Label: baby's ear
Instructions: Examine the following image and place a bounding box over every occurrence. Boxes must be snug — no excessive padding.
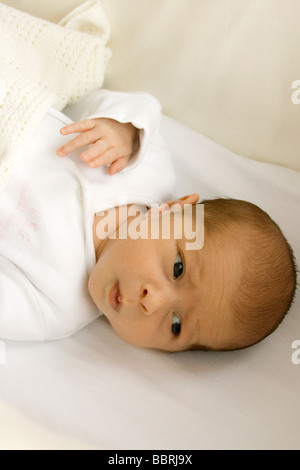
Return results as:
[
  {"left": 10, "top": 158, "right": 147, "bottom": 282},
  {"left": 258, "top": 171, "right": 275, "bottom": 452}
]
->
[
  {"left": 163, "top": 193, "right": 199, "bottom": 209},
  {"left": 146, "top": 194, "right": 200, "bottom": 217}
]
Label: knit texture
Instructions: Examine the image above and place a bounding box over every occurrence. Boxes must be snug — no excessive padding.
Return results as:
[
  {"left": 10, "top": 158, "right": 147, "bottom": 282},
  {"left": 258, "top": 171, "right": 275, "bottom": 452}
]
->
[{"left": 0, "top": 0, "right": 111, "bottom": 190}]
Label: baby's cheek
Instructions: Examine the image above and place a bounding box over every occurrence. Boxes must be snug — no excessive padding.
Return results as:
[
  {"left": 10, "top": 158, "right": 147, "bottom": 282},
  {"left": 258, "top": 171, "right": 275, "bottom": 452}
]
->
[{"left": 88, "top": 267, "right": 104, "bottom": 308}]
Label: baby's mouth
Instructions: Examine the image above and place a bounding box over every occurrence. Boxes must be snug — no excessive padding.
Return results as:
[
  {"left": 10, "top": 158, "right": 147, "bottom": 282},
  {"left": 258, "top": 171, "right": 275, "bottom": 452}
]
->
[{"left": 109, "top": 281, "right": 122, "bottom": 312}]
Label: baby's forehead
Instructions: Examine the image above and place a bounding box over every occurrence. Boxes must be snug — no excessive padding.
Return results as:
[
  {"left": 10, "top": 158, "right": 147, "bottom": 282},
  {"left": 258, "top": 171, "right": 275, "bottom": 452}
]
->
[
  {"left": 156, "top": 206, "right": 205, "bottom": 251},
  {"left": 123, "top": 203, "right": 208, "bottom": 251}
]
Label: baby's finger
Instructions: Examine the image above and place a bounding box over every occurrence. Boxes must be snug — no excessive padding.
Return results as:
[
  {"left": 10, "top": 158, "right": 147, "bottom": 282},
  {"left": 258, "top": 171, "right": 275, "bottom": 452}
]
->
[
  {"left": 87, "top": 147, "right": 118, "bottom": 168},
  {"left": 80, "top": 139, "right": 107, "bottom": 162},
  {"left": 57, "top": 128, "right": 100, "bottom": 156},
  {"left": 108, "top": 156, "right": 131, "bottom": 175},
  {"left": 60, "top": 119, "right": 96, "bottom": 136}
]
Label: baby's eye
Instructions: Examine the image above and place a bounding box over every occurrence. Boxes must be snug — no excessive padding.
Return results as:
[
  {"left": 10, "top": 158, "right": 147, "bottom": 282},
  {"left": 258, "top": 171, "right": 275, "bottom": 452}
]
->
[
  {"left": 173, "top": 252, "right": 184, "bottom": 279},
  {"left": 171, "top": 313, "right": 181, "bottom": 336}
]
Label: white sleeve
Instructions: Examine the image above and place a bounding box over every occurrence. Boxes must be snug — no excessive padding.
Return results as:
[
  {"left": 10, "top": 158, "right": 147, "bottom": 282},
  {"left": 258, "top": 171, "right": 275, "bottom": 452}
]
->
[
  {"left": 64, "top": 89, "right": 163, "bottom": 171},
  {"left": 0, "top": 255, "right": 46, "bottom": 341}
]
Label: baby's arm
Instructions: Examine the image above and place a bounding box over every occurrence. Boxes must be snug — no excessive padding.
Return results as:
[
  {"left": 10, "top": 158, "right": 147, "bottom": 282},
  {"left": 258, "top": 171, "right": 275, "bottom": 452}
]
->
[
  {"left": 57, "top": 118, "right": 137, "bottom": 175},
  {"left": 57, "top": 89, "right": 162, "bottom": 175}
]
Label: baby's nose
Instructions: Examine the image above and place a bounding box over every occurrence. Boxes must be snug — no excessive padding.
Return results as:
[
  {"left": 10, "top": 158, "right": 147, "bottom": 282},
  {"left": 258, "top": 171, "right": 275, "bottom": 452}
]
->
[
  {"left": 140, "top": 288, "right": 151, "bottom": 315},
  {"left": 140, "top": 284, "right": 172, "bottom": 316}
]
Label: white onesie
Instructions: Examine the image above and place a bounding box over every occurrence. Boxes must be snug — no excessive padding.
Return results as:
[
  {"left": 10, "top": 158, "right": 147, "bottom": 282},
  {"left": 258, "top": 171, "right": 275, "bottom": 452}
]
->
[{"left": 0, "top": 90, "right": 176, "bottom": 341}]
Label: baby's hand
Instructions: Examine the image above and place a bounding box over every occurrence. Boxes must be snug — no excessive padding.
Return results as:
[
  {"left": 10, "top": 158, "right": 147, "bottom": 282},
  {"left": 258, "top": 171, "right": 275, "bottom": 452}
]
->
[{"left": 57, "top": 118, "right": 137, "bottom": 175}]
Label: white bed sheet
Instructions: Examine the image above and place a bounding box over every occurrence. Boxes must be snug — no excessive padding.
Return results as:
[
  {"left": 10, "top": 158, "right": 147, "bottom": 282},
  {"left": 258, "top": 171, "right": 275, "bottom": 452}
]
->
[{"left": 0, "top": 115, "right": 299, "bottom": 450}]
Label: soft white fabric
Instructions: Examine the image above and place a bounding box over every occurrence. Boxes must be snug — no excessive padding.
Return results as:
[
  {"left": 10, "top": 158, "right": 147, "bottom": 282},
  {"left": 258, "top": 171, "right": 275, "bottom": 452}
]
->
[
  {"left": 0, "top": 397, "right": 97, "bottom": 450},
  {"left": 0, "top": 114, "right": 299, "bottom": 450},
  {"left": 0, "top": 0, "right": 87, "bottom": 22},
  {"left": 0, "top": 90, "right": 176, "bottom": 341},
  {"left": 0, "top": 0, "right": 111, "bottom": 190},
  {"left": 99, "top": 0, "right": 300, "bottom": 172}
]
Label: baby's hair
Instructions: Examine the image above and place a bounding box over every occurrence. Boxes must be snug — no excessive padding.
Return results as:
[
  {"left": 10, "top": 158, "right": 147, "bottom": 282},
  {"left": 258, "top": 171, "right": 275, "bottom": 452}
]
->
[{"left": 190, "top": 198, "right": 298, "bottom": 352}]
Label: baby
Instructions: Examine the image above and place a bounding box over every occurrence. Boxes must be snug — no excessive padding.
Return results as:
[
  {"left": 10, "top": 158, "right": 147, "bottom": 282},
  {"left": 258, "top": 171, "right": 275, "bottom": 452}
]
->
[
  {"left": 86, "top": 196, "right": 297, "bottom": 352},
  {"left": 58, "top": 97, "right": 297, "bottom": 353},
  {"left": 0, "top": 89, "right": 297, "bottom": 352}
]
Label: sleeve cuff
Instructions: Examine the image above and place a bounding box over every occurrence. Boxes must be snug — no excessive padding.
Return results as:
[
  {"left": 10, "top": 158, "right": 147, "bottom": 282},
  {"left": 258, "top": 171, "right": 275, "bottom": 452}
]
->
[{"left": 80, "top": 89, "right": 162, "bottom": 170}]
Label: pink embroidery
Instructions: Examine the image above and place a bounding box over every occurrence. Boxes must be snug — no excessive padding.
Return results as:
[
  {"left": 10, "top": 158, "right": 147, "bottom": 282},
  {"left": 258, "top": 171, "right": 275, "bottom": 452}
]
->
[
  {"left": 18, "top": 229, "right": 31, "bottom": 242},
  {"left": 0, "top": 180, "right": 43, "bottom": 243}
]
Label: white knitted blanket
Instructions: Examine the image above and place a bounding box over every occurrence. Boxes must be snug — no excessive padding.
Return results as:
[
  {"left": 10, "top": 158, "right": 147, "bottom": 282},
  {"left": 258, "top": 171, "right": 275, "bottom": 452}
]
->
[{"left": 0, "top": 0, "right": 111, "bottom": 190}]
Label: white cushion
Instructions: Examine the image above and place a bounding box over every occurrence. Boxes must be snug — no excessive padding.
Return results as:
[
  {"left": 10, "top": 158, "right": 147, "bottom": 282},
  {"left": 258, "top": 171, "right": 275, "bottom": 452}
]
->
[{"left": 101, "top": 0, "right": 300, "bottom": 171}]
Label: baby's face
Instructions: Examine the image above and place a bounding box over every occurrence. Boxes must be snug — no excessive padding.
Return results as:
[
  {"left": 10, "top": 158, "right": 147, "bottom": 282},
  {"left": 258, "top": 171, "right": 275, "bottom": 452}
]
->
[{"left": 89, "top": 202, "right": 239, "bottom": 352}]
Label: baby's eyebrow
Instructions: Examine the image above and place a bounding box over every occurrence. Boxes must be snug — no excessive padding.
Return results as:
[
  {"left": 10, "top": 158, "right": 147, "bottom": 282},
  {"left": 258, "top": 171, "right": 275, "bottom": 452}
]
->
[
  {"left": 184, "top": 308, "right": 198, "bottom": 346},
  {"left": 184, "top": 245, "right": 202, "bottom": 289},
  {"left": 181, "top": 247, "right": 203, "bottom": 346}
]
